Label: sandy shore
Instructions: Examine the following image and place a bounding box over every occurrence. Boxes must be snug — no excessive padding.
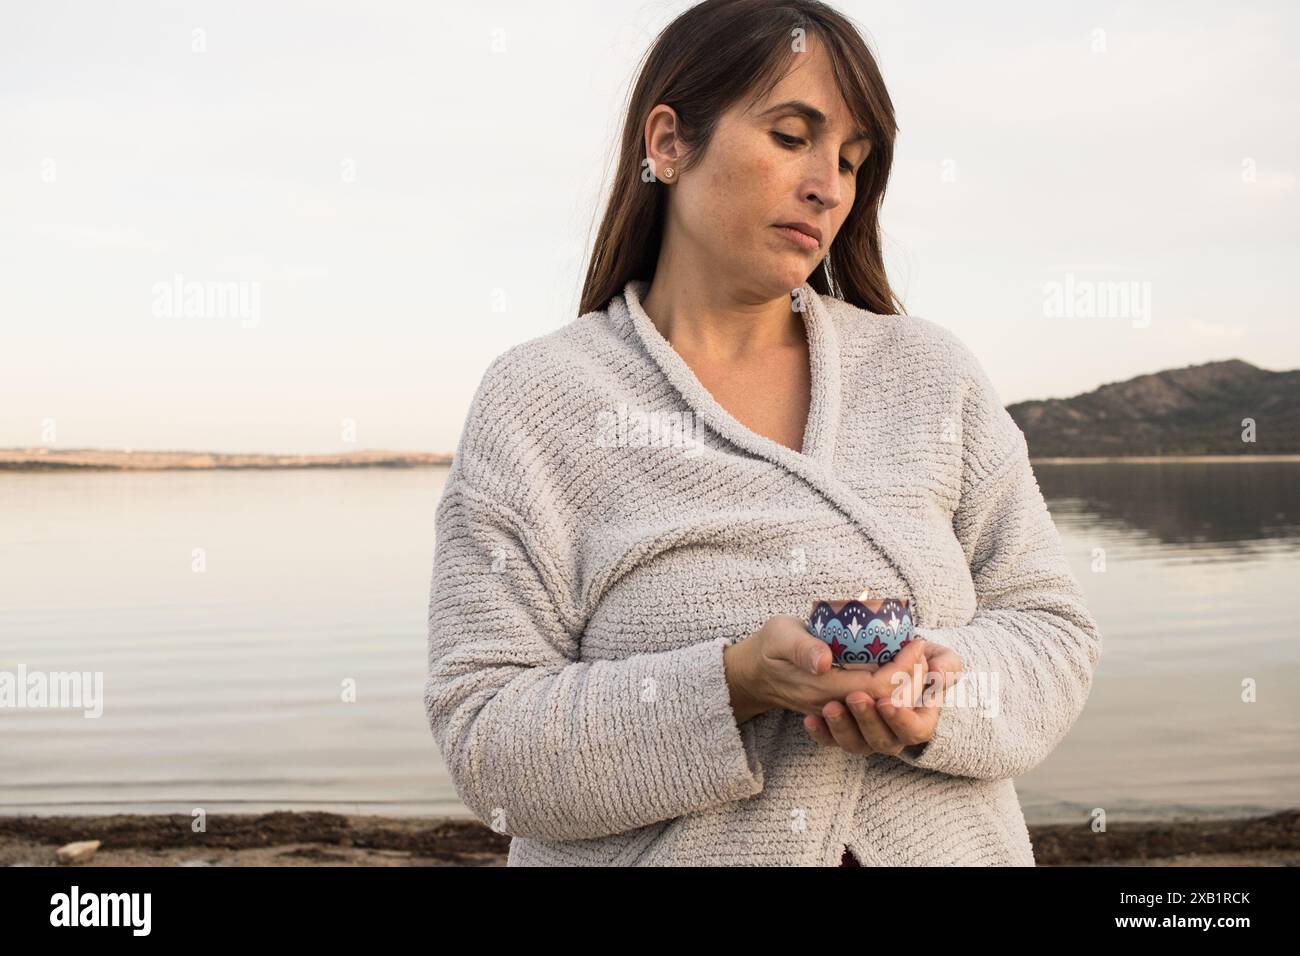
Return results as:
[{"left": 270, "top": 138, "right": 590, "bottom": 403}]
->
[
  {"left": 0, "top": 448, "right": 452, "bottom": 471},
  {"left": 2, "top": 809, "right": 1295, "bottom": 867},
  {"left": 0, "top": 812, "right": 508, "bottom": 867}
]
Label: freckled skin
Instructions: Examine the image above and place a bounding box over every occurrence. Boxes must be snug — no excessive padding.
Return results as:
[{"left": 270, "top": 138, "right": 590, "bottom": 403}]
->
[{"left": 652, "top": 36, "right": 865, "bottom": 302}]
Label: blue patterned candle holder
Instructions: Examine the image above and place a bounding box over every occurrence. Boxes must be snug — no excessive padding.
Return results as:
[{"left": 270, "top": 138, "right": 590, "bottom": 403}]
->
[{"left": 806, "top": 598, "right": 916, "bottom": 669}]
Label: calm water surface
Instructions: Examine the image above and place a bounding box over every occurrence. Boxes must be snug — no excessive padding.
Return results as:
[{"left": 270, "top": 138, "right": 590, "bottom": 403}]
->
[{"left": 1, "top": 463, "right": 1296, "bottom": 823}]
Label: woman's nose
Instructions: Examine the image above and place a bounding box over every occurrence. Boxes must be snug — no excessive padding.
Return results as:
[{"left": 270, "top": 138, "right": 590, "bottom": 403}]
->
[{"left": 803, "top": 160, "right": 844, "bottom": 208}]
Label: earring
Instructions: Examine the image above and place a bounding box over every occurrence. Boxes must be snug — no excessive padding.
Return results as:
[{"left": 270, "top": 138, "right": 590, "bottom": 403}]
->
[{"left": 662, "top": 167, "right": 675, "bottom": 180}]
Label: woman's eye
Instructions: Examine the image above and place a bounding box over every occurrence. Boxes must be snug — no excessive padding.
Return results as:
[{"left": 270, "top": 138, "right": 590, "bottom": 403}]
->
[{"left": 772, "top": 132, "right": 857, "bottom": 175}]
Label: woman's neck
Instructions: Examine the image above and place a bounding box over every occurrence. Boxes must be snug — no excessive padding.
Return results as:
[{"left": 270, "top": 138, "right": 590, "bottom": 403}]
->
[{"left": 640, "top": 276, "right": 806, "bottom": 364}]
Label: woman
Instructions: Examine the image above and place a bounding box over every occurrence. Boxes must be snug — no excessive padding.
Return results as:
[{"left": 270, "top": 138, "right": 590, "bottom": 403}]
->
[{"left": 424, "top": 0, "right": 1102, "bottom": 866}]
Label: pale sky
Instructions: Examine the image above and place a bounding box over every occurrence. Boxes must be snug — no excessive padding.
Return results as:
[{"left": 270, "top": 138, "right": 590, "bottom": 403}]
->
[{"left": 2, "top": 0, "right": 1296, "bottom": 454}]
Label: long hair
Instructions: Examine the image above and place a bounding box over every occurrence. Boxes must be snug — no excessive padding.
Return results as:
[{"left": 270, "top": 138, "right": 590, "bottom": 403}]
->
[{"left": 579, "top": 0, "right": 904, "bottom": 317}]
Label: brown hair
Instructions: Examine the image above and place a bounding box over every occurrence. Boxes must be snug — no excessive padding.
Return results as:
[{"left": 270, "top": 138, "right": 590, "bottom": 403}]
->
[{"left": 579, "top": 0, "right": 904, "bottom": 317}]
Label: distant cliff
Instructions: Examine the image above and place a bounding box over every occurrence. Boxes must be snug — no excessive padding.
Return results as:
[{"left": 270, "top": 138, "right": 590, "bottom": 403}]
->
[{"left": 1007, "top": 359, "right": 1300, "bottom": 457}]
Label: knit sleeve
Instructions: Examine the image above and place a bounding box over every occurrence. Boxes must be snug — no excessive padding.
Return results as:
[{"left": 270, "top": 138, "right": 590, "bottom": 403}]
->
[
  {"left": 423, "top": 471, "right": 766, "bottom": 843},
  {"left": 894, "top": 335, "right": 1103, "bottom": 780}
]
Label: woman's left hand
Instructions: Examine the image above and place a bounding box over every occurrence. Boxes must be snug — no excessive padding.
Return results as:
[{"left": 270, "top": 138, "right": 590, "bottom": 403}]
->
[{"left": 802, "top": 638, "right": 964, "bottom": 754}]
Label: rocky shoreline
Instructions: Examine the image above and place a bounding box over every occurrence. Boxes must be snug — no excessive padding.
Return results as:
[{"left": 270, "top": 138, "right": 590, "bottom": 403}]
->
[{"left": 2, "top": 809, "right": 1296, "bottom": 867}]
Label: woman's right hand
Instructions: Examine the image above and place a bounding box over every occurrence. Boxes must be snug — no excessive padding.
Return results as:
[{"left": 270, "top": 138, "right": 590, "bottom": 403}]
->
[{"left": 723, "top": 614, "right": 930, "bottom": 756}]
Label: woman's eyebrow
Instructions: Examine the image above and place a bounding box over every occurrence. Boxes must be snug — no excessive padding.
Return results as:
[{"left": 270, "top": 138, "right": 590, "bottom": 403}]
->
[{"left": 757, "top": 99, "right": 870, "bottom": 144}]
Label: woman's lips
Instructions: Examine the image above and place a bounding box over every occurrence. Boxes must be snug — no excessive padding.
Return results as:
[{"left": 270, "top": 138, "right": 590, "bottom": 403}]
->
[{"left": 773, "top": 224, "right": 819, "bottom": 252}]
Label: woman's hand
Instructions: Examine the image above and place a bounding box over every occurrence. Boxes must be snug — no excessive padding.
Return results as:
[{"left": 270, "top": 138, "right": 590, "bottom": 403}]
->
[
  {"left": 725, "top": 616, "right": 946, "bottom": 754},
  {"left": 802, "top": 638, "right": 964, "bottom": 756}
]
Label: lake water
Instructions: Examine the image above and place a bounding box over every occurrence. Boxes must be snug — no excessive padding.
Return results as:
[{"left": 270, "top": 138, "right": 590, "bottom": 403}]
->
[{"left": 1, "top": 463, "right": 1297, "bottom": 824}]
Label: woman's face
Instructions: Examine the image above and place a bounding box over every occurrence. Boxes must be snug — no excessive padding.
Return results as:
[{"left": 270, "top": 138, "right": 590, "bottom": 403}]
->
[{"left": 651, "top": 39, "right": 871, "bottom": 298}]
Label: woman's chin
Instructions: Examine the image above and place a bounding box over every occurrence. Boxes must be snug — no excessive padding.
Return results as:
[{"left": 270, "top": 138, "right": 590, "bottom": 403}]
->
[{"left": 761, "top": 259, "right": 814, "bottom": 294}]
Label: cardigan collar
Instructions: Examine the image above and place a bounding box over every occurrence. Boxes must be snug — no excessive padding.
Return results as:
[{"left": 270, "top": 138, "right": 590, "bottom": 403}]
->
[
  {"left": 619, "top": 277, "right": 842, "bottom": 469},
  {"left": 613, "top": 276, "right": 942, "bottom": 629}
]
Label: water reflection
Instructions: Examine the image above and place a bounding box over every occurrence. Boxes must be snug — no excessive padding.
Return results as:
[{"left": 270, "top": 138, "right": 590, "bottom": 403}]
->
[
  {"left": 1018, "top": 461, "right": 1300, "bottom": 822},
  {"left": 1034, "top": 461, "right": 1300, "bottom": 552}
]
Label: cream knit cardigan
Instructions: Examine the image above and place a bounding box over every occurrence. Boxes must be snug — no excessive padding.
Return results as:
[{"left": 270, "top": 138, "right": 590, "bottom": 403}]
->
[{"left": 424, "top": 277, "right": 1102, "bottom": 866}]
